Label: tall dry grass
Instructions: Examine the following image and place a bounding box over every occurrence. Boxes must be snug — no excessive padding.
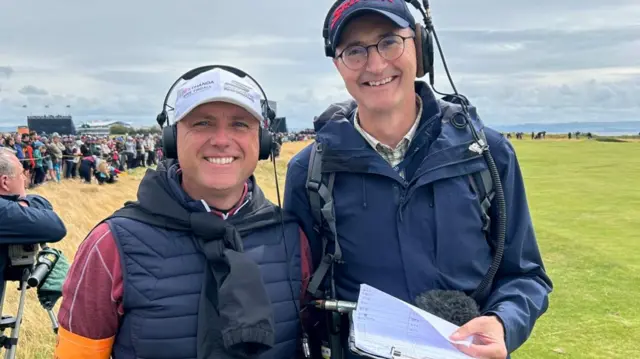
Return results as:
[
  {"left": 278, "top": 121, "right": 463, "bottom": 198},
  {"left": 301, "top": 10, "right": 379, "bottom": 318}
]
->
[{"left": 2, "top": 141, "right": 312, "bottom": 359}]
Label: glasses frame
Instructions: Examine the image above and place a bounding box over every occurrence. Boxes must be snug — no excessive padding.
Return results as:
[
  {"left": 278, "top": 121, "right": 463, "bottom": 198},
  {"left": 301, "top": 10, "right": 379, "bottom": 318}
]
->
[{"left": 335, "top": 34, "right": 416, "bottom": 70}]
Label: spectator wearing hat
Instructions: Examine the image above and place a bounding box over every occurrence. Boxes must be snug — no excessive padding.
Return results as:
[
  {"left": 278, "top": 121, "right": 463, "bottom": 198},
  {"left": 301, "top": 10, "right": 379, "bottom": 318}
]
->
[
  {"left": 32, "top": 141, "right": 46, "bottom": 186},
  {"left": 48, "top": 133, "right": 64, "bottom": 182}
]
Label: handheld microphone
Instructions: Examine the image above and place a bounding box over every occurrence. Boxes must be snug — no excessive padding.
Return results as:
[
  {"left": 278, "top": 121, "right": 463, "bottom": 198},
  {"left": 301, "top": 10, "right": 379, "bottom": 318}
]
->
[{"left": 415, "top": 290, "right": 480, "bottom": 327}]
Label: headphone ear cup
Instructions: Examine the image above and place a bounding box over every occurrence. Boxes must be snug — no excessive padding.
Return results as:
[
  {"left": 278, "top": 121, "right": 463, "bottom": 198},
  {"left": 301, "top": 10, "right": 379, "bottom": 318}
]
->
[
  {"left": 415, "top": 24, "right": 426, "bottom": 78},
  {"left": 267, "top": 108, "right": 276, "bottom": 123},
  {"left": 156, "top": 112, "right": 167, "bottom": 128},
  {"left": 424, "top": 27, "right": 434, "bottom": 78},
  {"left": 258, "top": 127, "right": 274, "bottom": 161},
  {"left": 162, "top": 124, "right": 178, "bottom": 159}
]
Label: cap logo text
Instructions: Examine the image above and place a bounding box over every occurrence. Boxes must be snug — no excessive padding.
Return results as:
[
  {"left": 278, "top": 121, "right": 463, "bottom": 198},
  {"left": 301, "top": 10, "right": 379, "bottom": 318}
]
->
[{"left": 330, "top": 0, "right": 394, "bottom": 30}]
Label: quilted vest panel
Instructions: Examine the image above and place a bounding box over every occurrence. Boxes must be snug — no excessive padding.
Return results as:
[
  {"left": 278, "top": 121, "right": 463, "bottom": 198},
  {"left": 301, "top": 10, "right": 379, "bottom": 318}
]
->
[{"left": 108, "top": 217, "right": 302, "bottom": 359}]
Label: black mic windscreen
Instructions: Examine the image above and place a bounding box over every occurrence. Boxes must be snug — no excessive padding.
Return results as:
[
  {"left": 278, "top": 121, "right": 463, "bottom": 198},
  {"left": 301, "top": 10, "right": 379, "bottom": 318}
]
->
[{"left": 415, "top": 290, "right": 481, "bottom": 327}]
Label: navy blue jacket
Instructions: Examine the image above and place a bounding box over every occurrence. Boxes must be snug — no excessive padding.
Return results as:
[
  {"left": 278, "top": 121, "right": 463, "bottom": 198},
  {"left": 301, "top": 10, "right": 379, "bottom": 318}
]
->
[
  {"left": 284, "top": 82, "right": 552, "bottom": 355},
  {"left": 0, "top": 194, "right": 66, "bottom": 283}
]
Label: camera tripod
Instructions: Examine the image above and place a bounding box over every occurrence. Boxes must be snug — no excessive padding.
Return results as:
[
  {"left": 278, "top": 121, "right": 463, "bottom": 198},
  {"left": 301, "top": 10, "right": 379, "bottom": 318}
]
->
[{"left": 0, "top": 254, "right": 59, "bottom": 359}]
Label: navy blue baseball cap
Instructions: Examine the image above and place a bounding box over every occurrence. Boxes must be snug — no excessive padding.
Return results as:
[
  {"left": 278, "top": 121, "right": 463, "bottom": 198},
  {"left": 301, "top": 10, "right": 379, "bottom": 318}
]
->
[{"left": 326, "top": 0, "right": 416, "bottom": 56}]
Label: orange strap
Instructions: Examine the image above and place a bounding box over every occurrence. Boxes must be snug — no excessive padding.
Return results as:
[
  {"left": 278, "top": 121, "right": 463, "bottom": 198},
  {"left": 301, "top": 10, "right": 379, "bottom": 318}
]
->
[{"left": 54, "top": 326, "right": 114, "bottom": 359}]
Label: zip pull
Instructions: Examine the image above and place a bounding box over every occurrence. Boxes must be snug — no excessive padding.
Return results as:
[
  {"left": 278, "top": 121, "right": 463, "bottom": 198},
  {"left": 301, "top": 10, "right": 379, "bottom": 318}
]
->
[{"left": 302, "top": 332, "right": 311, "bottom": 358}]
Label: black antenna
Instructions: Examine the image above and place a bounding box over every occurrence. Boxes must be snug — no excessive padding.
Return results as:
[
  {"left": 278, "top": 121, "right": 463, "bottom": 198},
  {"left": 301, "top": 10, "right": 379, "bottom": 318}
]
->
[
  {"left": 266, "top": 115, "right": 308, "bottom": 349},
  {"left": 407, "top": 0, "right": 507, "bottom": 304},
  {"left": 271, "top": 147, "right": 282, "bottom": 209}
]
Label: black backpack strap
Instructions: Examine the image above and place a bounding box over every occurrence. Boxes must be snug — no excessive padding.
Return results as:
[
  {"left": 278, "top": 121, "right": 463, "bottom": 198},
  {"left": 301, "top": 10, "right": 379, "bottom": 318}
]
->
[
  {"left": 305, "top": 142, "right": 341, "bottom": 298},
  {"left": 307, "top": 142, "right": 324, "bottom": 231},
  {"left": 468, "top": 129, "right": 495, "bottom": 238}
]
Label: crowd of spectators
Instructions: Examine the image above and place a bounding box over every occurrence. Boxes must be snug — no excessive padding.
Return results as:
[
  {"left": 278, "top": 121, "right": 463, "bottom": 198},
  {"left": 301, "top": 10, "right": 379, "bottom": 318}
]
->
[{"left": 0, "top": 131, "right": 163, "bottom": 187}]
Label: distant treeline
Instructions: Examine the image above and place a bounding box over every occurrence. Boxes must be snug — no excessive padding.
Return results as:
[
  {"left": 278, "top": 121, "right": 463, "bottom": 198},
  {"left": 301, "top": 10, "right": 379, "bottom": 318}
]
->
[{"left": 109, "top": 124, "right": 161, "bottom": 136}]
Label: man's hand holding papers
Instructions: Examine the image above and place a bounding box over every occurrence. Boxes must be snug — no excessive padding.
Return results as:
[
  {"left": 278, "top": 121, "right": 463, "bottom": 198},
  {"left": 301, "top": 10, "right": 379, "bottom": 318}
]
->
[{"left": 450, "top": 316, "right": 507, "bottom": 359}]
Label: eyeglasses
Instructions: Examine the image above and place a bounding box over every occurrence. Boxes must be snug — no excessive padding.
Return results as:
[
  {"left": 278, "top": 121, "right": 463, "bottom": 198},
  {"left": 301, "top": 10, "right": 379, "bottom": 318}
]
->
[{"left": 336, "top": 34, "right": 415, "bottom": 70}]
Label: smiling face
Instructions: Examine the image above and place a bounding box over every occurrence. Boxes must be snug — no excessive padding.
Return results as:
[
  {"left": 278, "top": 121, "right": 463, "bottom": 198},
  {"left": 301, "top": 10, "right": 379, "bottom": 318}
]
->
[
  {"left": 333, "top": 13, "right": 417, "bottom": 115},
  {"left": 176, "top": 101, "right": 260, "bottom": 199}
]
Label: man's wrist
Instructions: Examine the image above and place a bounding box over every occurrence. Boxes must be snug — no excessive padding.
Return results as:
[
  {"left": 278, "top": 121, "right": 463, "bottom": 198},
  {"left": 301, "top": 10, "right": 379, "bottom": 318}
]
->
[{"left": 485, "top": 312, "right": 507, "bottom": 338}]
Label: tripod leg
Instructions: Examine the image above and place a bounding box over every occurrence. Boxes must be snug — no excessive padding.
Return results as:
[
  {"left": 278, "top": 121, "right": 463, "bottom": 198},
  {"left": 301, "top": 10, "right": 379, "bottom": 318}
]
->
[
  {"left": 47, "top": 309, "right": 59, "bottom": 334},
  {"left": 4, "top": 271, "right": 29, "bottom": 359},
  {"left": 0, "top": 281, "right": 6, "bottom": 319}
]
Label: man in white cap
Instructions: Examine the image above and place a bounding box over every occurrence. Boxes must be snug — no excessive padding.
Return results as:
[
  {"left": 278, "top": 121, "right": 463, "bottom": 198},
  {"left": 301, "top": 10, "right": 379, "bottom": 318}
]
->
[{"left": 55, "top": 68, "right": 312, "bottom": 359}]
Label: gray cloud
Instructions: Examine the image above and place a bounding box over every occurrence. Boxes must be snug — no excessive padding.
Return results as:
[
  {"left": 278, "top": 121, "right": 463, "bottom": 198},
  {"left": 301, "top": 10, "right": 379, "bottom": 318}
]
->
[
  {"left": 0, "top": 0, "right": 638, "bottom": 130},
  {"left": 435, "top": 25, "right": 640, "bottom": 75},
  {"left": 18, "top": 85, "right": 49, "bottom": 96},
  {"left": 0, "top": 66, "right": 13, "bottom": 78},
  {"left": 0, "top": 66, "right": 14, "bottom": 93}
]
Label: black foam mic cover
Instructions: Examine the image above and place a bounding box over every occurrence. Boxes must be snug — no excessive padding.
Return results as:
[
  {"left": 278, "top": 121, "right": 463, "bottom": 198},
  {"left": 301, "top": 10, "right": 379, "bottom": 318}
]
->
[{"left": 415, "top": 290, "right": 481, "bottom": 327}]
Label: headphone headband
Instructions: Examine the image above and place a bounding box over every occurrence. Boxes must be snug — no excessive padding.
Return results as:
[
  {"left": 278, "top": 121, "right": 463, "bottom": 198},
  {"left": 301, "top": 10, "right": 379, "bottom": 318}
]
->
[
  {"left": 322, "top": 0, "right": 349, "bottom": 57},
  {"left": 157, "top": 64, "right": 275, "bottom": 129},
  {"left": 158, "top": 64, "right": 277, "bottom": 161}
]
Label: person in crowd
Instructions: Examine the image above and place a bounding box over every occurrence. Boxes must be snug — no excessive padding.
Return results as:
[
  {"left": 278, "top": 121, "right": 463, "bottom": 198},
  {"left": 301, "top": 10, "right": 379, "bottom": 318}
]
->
[
  {"left": 62, "top": 140, "right": 75, "bottom": 179},
  {"left": 78, "top": 151, "right": 97, "bottom": 184},
  {"left": 55, "top": 67, "right": 312, "bottom": 359},
  {"left": 94, "top": 159, "right": 118, "bottom": 185},
  {"left": 48, "top": 133, "right": 64, "bottom": 182},
  {"left": 284, "top": 2, "right": 552, "bottom": 359},
  {"left": 40, "top": 137, "right": 56, "bottom": 183},
  {"left": 124, "top": 136, "right": 136, "bottom": 169},
  {"left": 20, "top": 134, "right": 35, "bottom": 188},
  {"left": 4, "top": 136, "right": 22, "bottom": 162},
  {"left": 32, "top": 141, "right": 46, "bottom": 186}
]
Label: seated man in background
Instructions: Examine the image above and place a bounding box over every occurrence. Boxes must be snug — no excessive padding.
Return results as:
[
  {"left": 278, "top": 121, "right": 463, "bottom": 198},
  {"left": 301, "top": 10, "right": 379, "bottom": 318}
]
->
[
  {"left": 0, "top": 147, "right": 67, "bottom": 296},
  {"left": 55, "top": 67, "right": 312, "bottom": 359}
]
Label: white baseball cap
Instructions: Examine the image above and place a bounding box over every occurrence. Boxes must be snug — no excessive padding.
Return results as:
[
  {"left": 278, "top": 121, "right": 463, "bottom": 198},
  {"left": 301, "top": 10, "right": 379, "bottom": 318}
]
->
[{"left": 173, "top": 68, "right": 264, "bottom": 125}]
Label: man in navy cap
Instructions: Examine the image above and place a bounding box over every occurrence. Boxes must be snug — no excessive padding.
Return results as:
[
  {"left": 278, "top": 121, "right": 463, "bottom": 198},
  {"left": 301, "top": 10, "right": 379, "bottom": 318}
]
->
[{"left": 284, "top": 1, "right": 553, "bottom": 358}]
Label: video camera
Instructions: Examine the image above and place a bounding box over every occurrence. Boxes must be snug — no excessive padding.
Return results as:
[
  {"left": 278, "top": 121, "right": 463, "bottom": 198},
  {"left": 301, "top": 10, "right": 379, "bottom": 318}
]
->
[{"left": 0, "top": 243, "right": 62, "bottom": 359}]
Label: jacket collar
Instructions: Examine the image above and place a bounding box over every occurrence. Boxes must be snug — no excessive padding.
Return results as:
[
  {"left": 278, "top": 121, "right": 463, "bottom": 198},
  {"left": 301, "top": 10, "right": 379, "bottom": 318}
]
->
[
  {"left": 353, "top": 94, "right": 424, "bottom": 152},
  {"left": 162, "top": 161, "right": 275, "bottom": 223}
]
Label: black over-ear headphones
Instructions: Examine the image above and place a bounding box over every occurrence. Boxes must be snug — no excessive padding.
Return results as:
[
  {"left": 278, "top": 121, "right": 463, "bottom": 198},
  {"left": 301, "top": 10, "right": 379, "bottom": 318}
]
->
[
  {"left": 156, "top": 65, "right": 276, "bottom": 161},
  {"left": 321, "top": 0, "right": 434, "bottom": 84}
]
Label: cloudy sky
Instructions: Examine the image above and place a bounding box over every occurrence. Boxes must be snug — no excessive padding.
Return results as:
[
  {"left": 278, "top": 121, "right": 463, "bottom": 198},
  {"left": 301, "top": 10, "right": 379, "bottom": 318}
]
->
[{"left": 1, "top": 0, "right": 639, "bottom": 130}]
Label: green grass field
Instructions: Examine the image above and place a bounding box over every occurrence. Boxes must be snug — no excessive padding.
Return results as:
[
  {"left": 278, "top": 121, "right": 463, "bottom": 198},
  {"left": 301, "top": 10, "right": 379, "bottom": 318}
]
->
[{"left": 508, "top": 139, "right": 640, "bottom": 358}]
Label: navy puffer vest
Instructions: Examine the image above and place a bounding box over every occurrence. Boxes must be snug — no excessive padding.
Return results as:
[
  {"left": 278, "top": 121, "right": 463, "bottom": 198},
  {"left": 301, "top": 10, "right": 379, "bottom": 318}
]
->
[{"left": 108, "top": 215, "right": 303, "bottom": 359}]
